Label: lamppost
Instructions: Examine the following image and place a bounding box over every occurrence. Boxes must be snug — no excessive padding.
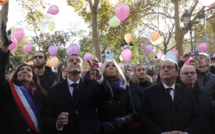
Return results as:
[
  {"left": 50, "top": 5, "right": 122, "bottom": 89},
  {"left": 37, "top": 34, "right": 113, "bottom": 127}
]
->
[{"left": 181, "top": 10, "right": 205, "bottom": 52}]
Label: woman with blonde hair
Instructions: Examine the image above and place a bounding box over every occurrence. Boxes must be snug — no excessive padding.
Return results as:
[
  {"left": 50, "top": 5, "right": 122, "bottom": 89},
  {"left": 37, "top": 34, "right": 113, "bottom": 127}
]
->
[{"left": 97, "top": 59, "right": 137, "bottom": 134}]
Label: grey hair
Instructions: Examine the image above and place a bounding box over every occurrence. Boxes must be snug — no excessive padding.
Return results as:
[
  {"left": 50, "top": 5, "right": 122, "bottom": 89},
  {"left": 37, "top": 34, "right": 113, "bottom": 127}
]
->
[
  {"left": 195, "top": 52, "right": 211, "bottom": 63},
  {"left": 101, "top": 59, "right": 128, "bottom": 85}
]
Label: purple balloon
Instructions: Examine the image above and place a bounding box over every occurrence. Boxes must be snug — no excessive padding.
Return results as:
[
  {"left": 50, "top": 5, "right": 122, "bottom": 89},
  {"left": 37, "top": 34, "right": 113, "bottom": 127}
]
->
[
  {"left": 157, "top": 52, "right": 163, "bottom": 59},
  {"left": 170, "top": 49, "right": 178, "bottom": 57},
  {"left": 67, "top": 43, "right": 80, "bottom": 56},
  {"left": 47, "top": 5, "right": 59, "bottom": 15},
  {"left": 48, "top": 45, "right": 58, "bottom": 56},
  {"left": 121, "top": 49, "right": 132, "bottom": 62},
  {"left": 198, "top": 42, "right": 208, "bottom": 52},
  {"left": 115, "top": 3, "right": 130, "bottom": 22},
  {"left": 84, "top": 52, "right": 93, "bottom": 63},
  {"left": 146, "top": 44, "right": 153, "bottom": 52},
  {"left": 23, "top": 43, "right": 32, "bottom": 54},
  {"left": 13, "top": 28, "right": 25, "bottom": 40}
]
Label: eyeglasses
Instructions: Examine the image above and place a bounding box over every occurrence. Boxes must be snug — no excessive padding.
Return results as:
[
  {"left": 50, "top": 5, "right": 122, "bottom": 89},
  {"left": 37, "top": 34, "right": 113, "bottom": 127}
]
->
[
  {"left": 33, "top": 56, "right": 44, "bottom": 59},
  {"left": 181, "top": 72, "right": 196, "bottom": 75},
  {"left": 161, "top": 65, "right": 175, "bottom": 70}
]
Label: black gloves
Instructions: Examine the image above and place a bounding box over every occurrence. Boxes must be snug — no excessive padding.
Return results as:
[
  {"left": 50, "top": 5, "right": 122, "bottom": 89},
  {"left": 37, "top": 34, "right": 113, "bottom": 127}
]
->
[
  {"left": 101, "top": 122, "right": 116, "bottom": 133},
  {"left": 113, "top": 117, "right": 127, "bottom": 129},
  {"left": 1, "top": 20, "right": 12, "bottom": 46}
]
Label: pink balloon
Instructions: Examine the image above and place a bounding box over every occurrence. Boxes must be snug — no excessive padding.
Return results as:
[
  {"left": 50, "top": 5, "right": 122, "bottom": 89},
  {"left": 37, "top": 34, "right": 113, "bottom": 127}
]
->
[
  {"left": 11, "top": 36, "right": 17, "bottom": 44},
  {"left": 198, "top": 42, "right": 208, "bottom": 52},
  {"left": 23, "top": 43, "right": 33, "bottom": 54},
  {"left": 98, "top": 62, "right": 103, "bottom": 68},
  {"left": 170, "top": 49, "right": 178, "bottom": 57},
  {"left": 118, "top": 62, "right": 125, "bottom": 69},
  {"left": 84, "top": 53, "right": 92, "bottom": 63},
  {"left": 48, "top": 45, "right": 58, "bottom": 56},
  {"left": 121, "top": 49, "right": 132, "bottom": 62},
  {"left": 146, "top": 44, "right": 153, "bottom": 52},
  {"left": 213, "top": 53, "right": 215, "bottom": 57},
  {"left": 47, "top": 5, "right": 59, "bottom": 15},
  {"left": 67, "top": 43, "right": 80, "bottom": 56},
  {"left": 185, "top": 57, "right": 194, "bottom": 65},
  {"left": 8, "top": 42, "right": 17, "bottom": 50},
  {"left": 13, "top": 28, "right": 25, "bottom": 40},
  {"left": 157, "top": 52, "right": 163, "bottom": 59},
  {"left": 115, "top": 3, "right": 130, "bottom": 22}
]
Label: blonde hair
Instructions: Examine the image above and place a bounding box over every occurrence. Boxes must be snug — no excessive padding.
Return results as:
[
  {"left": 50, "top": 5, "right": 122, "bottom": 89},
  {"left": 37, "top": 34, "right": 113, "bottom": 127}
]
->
[{"left": 101, "top": 60, "right": 128, "bottom": 85}]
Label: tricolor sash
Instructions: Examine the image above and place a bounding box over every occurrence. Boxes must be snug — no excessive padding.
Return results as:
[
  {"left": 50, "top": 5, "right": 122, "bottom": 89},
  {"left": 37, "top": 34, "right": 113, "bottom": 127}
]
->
[{"left": 9, "top": 81, "right": 43, "bottom": 134}]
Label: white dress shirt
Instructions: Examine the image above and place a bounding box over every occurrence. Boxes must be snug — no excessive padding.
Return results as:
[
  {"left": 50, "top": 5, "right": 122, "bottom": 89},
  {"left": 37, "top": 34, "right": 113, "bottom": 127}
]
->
[{"left": 162, "top": 82, "right": 175, "bottom": 101}]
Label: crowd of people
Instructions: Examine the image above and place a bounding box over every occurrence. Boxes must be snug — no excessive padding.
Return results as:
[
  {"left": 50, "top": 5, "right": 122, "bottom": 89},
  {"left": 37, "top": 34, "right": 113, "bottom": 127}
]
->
[{"left": 1, "top": 21, "right": 215, "bottom": 134}]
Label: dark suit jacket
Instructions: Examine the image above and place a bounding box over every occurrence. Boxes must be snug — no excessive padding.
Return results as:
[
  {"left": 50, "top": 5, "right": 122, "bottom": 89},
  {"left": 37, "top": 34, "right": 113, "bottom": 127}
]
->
[
  {"left": 43, "top": 77, "right": 112, "bottom": 134},
  {"left": 141, "top": 82, "right": 201, "bottom": 134}
]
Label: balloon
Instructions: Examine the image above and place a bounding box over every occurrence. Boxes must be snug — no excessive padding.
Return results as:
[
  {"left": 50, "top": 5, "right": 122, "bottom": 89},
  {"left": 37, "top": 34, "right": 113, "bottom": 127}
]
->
[
  {"left": 46, "top": 59, "right": 51, "bottom": 66},
  {"left": 124, "top": 33, "right": 132, "bottom": 44},
  {"left": 84, "top": 53, "right": 93, "bottom": 63},
  {"left": 213, "top": 53, "right": 215, "bottom": 57},
  {"left": 154, "top": 36, "right": 165, "bottom": 45},
  {"left": 109, "top": 53, "right": 114, "bottom": 60},
  {"left": 98, "top": 62, "right": 103, "bottom": 68},
  {"left": 146, "top": 44, "right": 153, "bottom": 52},
  {"left": 198, "top": 42, "right": 208, "bottom": 52},
  {"left": 118, "top": 62, "right": 125, "bottom": 69},
  {"left": 109, "top": 16, "right": 121, "bottom": 27},
  {"left": 47, "top": 5, "right": 59, "bottom": 15},
  {"left": 67, "top": 43, "right": 80, "bottom": 56},
  {"left": 8, "top": 42, "right": 17, "bottom": 50},
  {"left": 170, "top": 49, "right": 178, "bottom": 57},
  {"left": 115, "top": 3, "right": 130, "bottom": 22},
  {"left": 157, "top": 52, "right": 163, "bottom": 59},
  {"left": 23, "top": 43, "right": 33, "bottom": 54},
  {"left": 121, "top": 49, "right": 132, "bottom": 62},
  {"left": 151, "top": 31, "right": 160, "bottom": 42},
  {"left": 119, "top": 55, "right": 123, "bottom": 61},
  {"left": 11, "top": 36, "right": 17, "bottom": 44},
  {"left": 13, "top": 28, "right": 25, "bottom": 40},
  {"left": 165, "top": 52, "right": 177, "bottom": 62},
  {"left": 48, "top": 45, "right": 58, "bottom": 56},
  {"left": 50, "top": 56, "right": 59, "bottom": 67},
  {"left": 185, "top": 57, "right": 194, "bottom": 65},
  {"left": 48, "top": 21, "right": 55, "bottom": 31},
  {"left": 0, "top": 0, "right": 8, "bottom": 5},
  {"left": 199, "top": 0, "right": 215, "bottom": 6}
]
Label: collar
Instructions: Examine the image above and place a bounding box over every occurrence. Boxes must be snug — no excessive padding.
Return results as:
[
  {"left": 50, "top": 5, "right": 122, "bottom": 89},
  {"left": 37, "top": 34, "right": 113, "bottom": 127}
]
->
[
  {"left": 162, "top": 82, "right": 175, "bottom": 90},
  {"left": 67, "top": 78, "right": 80, "bottom": 86}
]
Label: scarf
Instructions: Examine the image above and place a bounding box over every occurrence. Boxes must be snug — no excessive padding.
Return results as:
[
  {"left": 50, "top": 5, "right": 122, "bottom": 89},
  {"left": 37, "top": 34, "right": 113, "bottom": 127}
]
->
[{"left": 109, "top": 78, "right": 126, "bottom": 92}]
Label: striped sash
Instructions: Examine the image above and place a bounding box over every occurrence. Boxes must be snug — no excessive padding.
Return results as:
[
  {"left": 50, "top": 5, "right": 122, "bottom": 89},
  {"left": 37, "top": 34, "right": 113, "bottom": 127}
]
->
[{"left": 9, "top": 81, "right": 42, "bottom": 134}]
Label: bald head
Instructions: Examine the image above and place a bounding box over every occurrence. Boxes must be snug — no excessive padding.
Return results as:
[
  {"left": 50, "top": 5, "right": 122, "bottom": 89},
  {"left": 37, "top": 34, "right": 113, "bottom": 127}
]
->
[{"left": 180, "top": 65, "right": 197, "bottom": 88}]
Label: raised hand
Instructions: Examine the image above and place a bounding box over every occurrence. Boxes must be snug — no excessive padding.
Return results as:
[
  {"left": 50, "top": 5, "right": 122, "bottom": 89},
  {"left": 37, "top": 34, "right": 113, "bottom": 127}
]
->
[
  {"left": 1, "top": 20, "right": 12, "bottom": 47},
  {"left": 87, "top": 56, "right": 102, "bottom": 80},
  {"left": 180, "top": 53, "right": 190, "bottom": 62}
]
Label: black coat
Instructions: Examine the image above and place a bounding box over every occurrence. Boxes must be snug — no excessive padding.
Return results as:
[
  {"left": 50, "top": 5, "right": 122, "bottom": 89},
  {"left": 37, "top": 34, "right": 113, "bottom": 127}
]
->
[
  {"left": 141, "top": 82, "right": 202, "bottom": 134},
  {"left": 42, "top": 77, "right": 112, "bottom": 134},
  {"left": 0, "top": 51, "right": 46, "bottom": 134},
  {"left": 181, "top": 82, "right": 215, "bottom": 134},
  {"left": 97, "top": 85, "right": 137, "bottom": 134}
]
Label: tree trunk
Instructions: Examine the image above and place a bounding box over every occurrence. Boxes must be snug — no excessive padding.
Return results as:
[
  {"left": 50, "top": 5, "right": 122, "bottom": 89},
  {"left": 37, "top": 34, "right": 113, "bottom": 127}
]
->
[
  {"left": 0, "top": 2, "right": 9, "bottom": 47},
  {"left": 91, "top": 7, "right": 101, "bottom": 61},
  {"left": 173, "top": 0, "right": 185, "bottom": 59}
]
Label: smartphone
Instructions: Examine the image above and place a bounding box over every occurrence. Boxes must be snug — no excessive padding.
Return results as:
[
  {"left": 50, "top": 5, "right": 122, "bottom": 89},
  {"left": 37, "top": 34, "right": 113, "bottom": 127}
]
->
[{"left": 188, "top": 51, "right": 199, "bottom": 56}]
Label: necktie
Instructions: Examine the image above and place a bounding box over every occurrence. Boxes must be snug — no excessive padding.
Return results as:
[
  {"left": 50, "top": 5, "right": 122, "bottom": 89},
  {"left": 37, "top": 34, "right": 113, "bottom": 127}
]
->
[
  {"left": 166, "top": 88, "right": 173, "bottom": 102},
  {"left": 71, "top": 83, "right": 78, "bottom": 101}
]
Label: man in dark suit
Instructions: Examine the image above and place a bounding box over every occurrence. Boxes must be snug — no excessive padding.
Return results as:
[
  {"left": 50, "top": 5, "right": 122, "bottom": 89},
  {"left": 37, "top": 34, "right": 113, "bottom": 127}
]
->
[
  {"left": 43, "top": 54, "right": 112, "bottom": 134},
  {"left": 141, "top": 59, "right": 201, "bottom": 134}
]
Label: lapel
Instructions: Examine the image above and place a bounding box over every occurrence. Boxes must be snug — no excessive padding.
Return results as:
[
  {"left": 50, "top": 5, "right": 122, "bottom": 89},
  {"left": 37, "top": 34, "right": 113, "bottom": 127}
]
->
[
  {"left": 75, "top": 78, "right": 87, "bottom": 105},
  {"left": 156, "top": 82, "right": 172, "bottom": 107},
  {"left": 60, "top": 80, "right": 73, "bottom": 104},
  {"left": 172, "top": 84, "right": 184, "bottom": 109}
]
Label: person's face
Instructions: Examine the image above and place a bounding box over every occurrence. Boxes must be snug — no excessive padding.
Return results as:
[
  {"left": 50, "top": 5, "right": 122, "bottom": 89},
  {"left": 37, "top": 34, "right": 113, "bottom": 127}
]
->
[
  {"left": 66, "top": 55, "right": 82, "bottom": 75},
  {"left": 134, "top": 65, "right": 146, "bottom": 80},
  {"left": 17, "top": 66, "right": 33, "bottom": 83},
  {"left": 126, "top": 69, "right": 132, "bottom": 77},
  {"left": 195, "top": 55, "right": 208, "bottom": 68},
  {"left": 180, "top": 66, "right": 197, "bottom": 87},
  {"left": 160, "top": 60, "right": 178, "bottom": 81},
  {"left": 61, "top": 67, "right": 67, "bottom": 80},
  {"left": 190, "top": 61, "right": 196, "bottom": 68},
  {"left": 33, "top": 52, "right": 46, "bottom": 69},
  {"left": 211, "top": 60, "right": 215, "bottom": 65},
  {"left": 104, "top": 62, "right": 118, "bottom": 78}
]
